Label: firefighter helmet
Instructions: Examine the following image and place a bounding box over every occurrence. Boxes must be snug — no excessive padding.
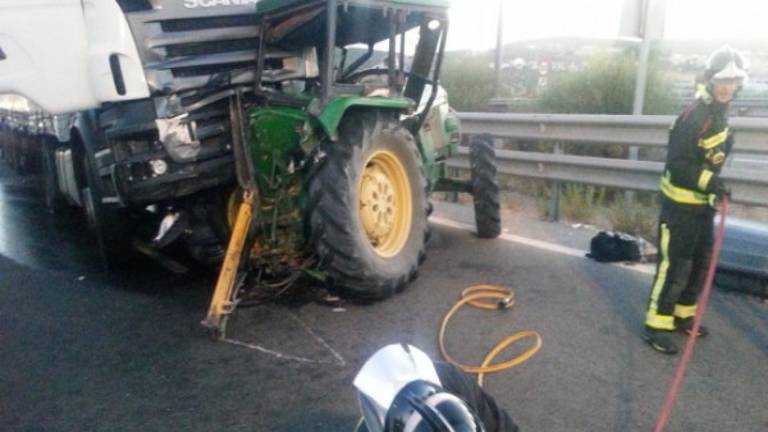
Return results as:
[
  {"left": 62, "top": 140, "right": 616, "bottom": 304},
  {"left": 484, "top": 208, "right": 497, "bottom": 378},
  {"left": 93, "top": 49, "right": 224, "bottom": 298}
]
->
[{"left": 704, "top": 45, "right": 748, "bottom": 85}]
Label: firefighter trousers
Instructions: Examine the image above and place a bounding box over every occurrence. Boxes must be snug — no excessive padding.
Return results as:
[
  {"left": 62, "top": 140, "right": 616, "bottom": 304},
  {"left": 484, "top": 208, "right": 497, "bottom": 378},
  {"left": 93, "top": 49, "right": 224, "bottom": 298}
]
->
[{"left": 645, "top": 202, "right": 714, "bottom": 331}]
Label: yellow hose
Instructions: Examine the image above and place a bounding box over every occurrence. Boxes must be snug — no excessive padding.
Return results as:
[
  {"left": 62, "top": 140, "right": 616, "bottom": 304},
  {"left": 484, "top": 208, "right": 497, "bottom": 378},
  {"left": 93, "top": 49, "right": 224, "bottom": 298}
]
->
[{"left": 439, "top": 285, "right": 542, "bottom": 386}]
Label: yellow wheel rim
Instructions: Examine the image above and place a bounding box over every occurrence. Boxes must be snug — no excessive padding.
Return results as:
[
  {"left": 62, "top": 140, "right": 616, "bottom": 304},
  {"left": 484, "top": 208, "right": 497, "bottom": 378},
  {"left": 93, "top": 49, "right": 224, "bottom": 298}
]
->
[
  {"left": 358, "top": 150, "right": 412, "bottom": 258},
  {"left": 226, "top": 187, "right": 243, "bottom": 230}
]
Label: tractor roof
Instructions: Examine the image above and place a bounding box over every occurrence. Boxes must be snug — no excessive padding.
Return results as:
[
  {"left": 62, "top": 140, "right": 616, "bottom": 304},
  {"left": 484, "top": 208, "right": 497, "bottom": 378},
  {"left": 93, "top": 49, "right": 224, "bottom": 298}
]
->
[{"left": 256, "top": 0, "right": 450, "bottom": 47}]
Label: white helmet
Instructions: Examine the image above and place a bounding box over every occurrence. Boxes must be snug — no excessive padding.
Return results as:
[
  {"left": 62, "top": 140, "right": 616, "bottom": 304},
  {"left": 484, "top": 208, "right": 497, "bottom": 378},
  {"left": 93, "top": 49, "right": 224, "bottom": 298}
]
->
[
  {"left": 354, "top": 344, "right": 483, "bottom": 432},
  {"left": 705, "top": 45, "right": 748, "bottom": 85}
]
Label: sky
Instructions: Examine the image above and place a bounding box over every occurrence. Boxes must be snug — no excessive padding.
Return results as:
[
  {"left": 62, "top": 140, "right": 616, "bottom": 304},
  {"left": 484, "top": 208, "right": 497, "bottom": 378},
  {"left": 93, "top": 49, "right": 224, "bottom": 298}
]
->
[{"left": 446, "top": 0, "right": 768, "bottom": 51}]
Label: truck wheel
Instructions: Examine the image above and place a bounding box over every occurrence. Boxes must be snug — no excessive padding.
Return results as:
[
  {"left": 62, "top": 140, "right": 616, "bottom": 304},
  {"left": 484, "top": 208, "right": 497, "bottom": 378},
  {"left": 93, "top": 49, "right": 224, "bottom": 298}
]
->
[
  {"left": 81, "top": 152, "right": 131, "bottom": 269},
  {"left": 186, "top": 186, "right": 244, "bottom": 267},
  {"left": 9, "top": 134, "right": 23, "bottom": 174},
  {"left": 307, "top": 110, "right": 428, "bottom": 300},
  {"left": 41, "top": 137, "right": 63, "bottom": 213},
  {"left": 469, "top": 136, "right": 501, "bottom": 238},
  {"left": 185, "top": 223, "right": 225, "bottom": 266}
]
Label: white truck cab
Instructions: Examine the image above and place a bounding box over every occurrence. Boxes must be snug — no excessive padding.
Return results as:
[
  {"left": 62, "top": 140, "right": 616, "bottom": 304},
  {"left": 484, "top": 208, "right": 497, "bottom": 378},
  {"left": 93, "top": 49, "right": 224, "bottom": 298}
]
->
[
  {"left": 0, "top": 0, "right": 149, "bottom": 113},
  {"left": 0, "top": 0, "right": 273, "bottom": 264}
]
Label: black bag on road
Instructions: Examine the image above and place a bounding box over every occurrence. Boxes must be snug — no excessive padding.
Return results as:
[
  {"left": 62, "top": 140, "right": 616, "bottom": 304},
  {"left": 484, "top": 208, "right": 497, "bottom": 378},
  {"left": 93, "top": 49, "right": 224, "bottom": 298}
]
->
[{"left": 587, "top": 231, "right": 642, "bottom": 263}]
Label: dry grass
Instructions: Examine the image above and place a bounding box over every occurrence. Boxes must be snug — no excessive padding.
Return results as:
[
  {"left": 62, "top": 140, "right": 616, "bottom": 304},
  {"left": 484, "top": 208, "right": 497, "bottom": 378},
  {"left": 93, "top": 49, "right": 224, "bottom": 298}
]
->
[
  {"left": 607, "top": 198, "right": 659, "bottom": 241},
  {"left": 559, "top": 184, "right": 606, "bottom": 223}
]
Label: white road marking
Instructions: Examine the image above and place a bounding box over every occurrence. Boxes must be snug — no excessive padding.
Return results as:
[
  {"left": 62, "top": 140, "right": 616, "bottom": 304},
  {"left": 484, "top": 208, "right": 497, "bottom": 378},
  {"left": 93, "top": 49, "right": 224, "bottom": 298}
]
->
[
  {"left": 288, "top": 312, "right": 347, "bottom": 367},
  {"left": 221, "top": 313, "right": 347, "bottom": 367},
  {"left": 429, "top": 216, "right": 656, "bottom": 276},
  {"left": 221, "top": 338, "right": 323, "bottom": 364}
]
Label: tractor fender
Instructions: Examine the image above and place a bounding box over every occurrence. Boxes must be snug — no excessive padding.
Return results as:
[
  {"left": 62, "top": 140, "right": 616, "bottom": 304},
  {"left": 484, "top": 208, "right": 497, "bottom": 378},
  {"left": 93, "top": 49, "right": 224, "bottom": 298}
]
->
[{"left": 309, "top": 96, "right": 414, "bottom": 141}]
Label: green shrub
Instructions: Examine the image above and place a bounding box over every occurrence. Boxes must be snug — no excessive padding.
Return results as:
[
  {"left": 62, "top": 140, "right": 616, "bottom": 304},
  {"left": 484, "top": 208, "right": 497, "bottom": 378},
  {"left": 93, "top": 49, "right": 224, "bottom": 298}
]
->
[{"left": 441, "top": 54, "right": 505, "bottom": 111}]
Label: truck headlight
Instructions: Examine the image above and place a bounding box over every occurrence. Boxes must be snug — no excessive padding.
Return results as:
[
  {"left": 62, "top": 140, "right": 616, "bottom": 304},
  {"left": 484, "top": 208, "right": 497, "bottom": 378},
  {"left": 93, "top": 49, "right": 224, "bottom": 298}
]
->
[{"left": 150, "top": 159, "right": 168, "bottom": 176}]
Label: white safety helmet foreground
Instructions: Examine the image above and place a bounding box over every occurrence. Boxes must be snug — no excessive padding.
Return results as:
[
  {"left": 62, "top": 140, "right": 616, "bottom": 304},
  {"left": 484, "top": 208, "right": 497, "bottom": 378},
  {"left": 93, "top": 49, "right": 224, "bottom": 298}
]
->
[{"left": 354, "top": 344, "right": 442, "bottom": 432}]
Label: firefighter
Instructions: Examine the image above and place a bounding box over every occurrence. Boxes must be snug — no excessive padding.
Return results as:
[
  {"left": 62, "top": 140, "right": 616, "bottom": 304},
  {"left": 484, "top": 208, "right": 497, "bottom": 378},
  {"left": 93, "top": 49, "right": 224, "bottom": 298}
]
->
[
  {"left": 354, "top": 344, "right": 519, "bottom": 432},
  {"left": 643, "top": 46, "right": 748, "bottom": 354}
]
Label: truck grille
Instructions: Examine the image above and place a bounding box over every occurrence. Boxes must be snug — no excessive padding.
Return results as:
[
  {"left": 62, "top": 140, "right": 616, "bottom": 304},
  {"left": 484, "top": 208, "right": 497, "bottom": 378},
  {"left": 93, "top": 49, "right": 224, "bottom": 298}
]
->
[
  {"left": 119, "top": 1, "right": 262, "bottom": 162},
  {"left": 123, "top": 3, "right": 260, "bottom": 95},
  {"left": 159, "top": 14, "right": 256, "bottom": 32},
  {"left": 116, "top": 0, "right": 152, "bottom": 13},
  {"left": 163, "top": 38, "right": 254, "bottom": 59}
]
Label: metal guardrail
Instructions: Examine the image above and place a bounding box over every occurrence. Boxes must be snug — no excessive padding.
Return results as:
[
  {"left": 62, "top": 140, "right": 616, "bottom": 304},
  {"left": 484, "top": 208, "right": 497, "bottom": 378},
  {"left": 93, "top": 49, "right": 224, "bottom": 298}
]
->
[
  {"left": 488, "top": 97, "right": 768, "bottom": 118},
  {"left": 451, "top": 113, "right": 768, "bottom": 208},
  {"left": 458, "top": 113, "right": 768, "bottom": 154}
]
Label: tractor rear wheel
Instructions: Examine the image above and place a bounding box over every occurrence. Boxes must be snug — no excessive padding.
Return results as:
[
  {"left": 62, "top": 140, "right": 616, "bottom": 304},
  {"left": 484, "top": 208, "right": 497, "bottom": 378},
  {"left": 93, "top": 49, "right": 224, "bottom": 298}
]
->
[
  {"left": 307, "top": 110, "right": 428, "bottom": 300},
  {"left": 469, "top": 136, "right": 501, "bottom": 238}
]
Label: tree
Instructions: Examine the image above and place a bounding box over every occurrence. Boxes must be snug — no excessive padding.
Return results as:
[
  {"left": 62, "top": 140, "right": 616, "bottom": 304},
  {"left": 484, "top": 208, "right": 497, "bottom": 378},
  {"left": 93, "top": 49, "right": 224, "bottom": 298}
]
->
[
  {"left": 538, "top": 49, "right": 674, "bottom": 115},
  {"left": 440, "top": 53, "right": 503, "bottom": 112}
]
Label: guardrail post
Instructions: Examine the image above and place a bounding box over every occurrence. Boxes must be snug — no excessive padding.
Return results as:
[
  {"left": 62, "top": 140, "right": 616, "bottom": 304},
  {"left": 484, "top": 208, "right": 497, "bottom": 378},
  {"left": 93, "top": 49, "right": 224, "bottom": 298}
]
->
[
  {"left": 447, "top": 165, "right": 459, "bottom": 203},
  {"left": 547, "top": 142, "right": 563, "bottom": 222},
  {"left": 626, "top": 145, "right": 638, "bottom": 203}
]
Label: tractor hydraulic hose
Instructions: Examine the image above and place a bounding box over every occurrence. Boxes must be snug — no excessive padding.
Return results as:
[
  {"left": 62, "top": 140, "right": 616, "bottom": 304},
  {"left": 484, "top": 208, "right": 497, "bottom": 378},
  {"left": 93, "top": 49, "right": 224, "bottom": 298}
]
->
[
  {"left": 439, "top": 285, "right": 542, "bottom": 386},
  {"left": 653, "top": 195, "right": 729, "bottom": 432}
]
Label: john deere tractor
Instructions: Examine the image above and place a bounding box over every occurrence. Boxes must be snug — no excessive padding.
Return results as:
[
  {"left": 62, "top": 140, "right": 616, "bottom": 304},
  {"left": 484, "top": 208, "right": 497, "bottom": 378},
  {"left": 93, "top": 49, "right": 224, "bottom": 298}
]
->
[{"left": 186, "top": 0, "right": 501, "bottom": 333}]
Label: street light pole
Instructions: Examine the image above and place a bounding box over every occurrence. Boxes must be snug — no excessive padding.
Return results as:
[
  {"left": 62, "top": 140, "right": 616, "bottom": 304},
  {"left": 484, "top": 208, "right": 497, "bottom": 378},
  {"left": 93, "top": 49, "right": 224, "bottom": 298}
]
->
[
  {"left": 632, "top": 0, "right": 651, "bottom": 117},
  {"left": 627, "top": 0, "right": 656, "bottom": 203},
  {"left": 494, "top": 0, "right": 504, "bottom": 98}
]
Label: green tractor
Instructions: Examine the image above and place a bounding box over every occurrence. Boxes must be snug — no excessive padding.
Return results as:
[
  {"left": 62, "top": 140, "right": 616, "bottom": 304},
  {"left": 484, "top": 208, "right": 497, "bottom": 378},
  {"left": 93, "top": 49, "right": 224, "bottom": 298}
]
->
[{"left": 204, "top": 0, "right": 500, "bottom": 333}]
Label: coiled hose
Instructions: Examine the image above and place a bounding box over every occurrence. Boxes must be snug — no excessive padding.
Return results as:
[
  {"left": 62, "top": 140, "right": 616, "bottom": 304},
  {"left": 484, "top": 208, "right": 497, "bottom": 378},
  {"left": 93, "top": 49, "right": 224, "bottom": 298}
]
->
[{"left": 439, "top": 284, "right": 542, "bottom": 386}]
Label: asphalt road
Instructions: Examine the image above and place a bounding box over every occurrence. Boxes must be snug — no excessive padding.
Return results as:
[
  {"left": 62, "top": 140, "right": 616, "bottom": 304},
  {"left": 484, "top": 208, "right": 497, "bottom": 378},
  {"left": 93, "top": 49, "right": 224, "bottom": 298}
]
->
[{"left": 1, "top": 165, "right": 766, "bottom": 432}]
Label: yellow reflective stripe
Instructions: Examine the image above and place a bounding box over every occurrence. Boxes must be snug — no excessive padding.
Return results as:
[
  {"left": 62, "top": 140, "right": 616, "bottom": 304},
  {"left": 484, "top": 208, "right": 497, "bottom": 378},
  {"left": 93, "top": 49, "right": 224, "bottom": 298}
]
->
[
  {"left": 646, "top": 224, "right": 673, "bottom": 330},
  {"left": 674, "top": 304, "right": 697, "bottom": 319},
  {"left": 697, "top": 169, "right": 714, "bottom": 191},
  {"left": 646, "top": 312, "right": 675, "bottom": 330},
  {"left": 660, "top": 174, "right": 709, "bottom": 204},
  {"left": 695, "top": 83, "right": 712, "bottom": 102},
  {"left": 698, "top": 128, "right": 728, "bottom": 150}
]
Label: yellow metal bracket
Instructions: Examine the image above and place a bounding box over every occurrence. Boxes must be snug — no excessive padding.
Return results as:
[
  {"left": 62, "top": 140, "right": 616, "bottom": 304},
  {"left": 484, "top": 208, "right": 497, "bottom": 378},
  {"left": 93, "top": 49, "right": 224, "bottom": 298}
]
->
[{"left": 201, "top": 189, "right": 256, "bottom": 339}]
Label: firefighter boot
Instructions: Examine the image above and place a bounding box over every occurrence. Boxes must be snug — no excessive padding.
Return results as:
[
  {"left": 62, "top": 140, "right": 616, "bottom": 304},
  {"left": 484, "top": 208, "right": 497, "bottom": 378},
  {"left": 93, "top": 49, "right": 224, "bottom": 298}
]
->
[
  {"left": 643, "top": 327, "right": 679, "bottom": 355},
  {"left": 675, "top": 317, "right": 709, "bottom": 337}
]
